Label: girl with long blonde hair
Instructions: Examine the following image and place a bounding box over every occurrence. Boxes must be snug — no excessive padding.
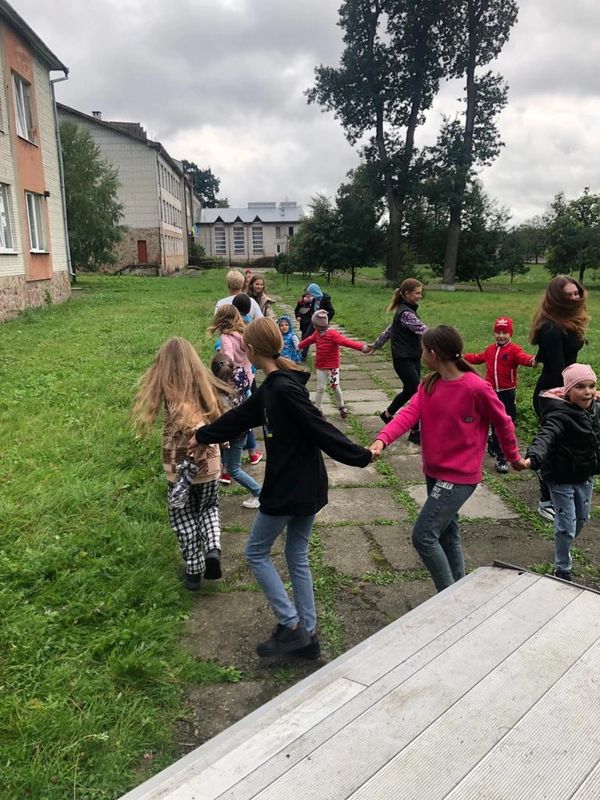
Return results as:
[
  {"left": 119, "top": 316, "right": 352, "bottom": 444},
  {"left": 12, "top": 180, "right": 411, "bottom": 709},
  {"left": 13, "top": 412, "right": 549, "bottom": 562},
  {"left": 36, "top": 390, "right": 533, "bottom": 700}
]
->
[
  {"left": 189, "top": 318, "right": 373, "bottom": 660},
  {"left": 133, "top": 337, "right": 232, "bottom": 591}
]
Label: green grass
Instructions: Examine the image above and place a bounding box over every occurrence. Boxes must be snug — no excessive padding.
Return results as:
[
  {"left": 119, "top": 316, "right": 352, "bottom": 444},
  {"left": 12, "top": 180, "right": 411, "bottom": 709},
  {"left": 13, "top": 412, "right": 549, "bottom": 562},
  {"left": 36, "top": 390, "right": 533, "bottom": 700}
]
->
[{"left": 2, "top": 265, "right": 599, "bottom": 797}]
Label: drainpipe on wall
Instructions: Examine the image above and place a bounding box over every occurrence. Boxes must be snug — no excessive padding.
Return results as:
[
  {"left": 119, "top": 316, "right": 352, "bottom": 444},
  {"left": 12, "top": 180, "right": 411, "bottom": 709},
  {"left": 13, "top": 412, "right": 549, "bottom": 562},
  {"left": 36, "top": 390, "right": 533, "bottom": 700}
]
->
[{"left": 50, "top": 71, "right": 75, "bottom": 282}]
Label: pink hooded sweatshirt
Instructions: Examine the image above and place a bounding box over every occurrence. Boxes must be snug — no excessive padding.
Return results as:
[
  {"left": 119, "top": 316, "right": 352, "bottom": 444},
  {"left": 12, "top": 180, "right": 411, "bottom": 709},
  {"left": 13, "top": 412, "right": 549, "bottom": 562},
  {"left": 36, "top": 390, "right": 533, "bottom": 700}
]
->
[
  {"left": 220, "top": 331, "right": 253, "bottom": 385},
  {"left": 376, "top": 371, "right": 521, "bottom": 484}
]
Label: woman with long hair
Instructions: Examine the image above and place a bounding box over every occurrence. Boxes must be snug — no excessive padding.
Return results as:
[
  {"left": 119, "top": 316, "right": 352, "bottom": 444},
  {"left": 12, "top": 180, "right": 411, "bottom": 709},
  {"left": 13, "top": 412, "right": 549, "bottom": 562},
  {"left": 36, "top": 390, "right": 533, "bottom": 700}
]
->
[
  {"left": 247, "top": 273, "right": 275, "bottom": 318},
  {"left": 370, "top": 325, "right": 525, "bottom": 591},
  {"left": 132, "top": 337, "right": 233, "bottom": 590},
  {"left": 371, "top": 278, "right": 427, "bottom": 445},
  {"left": 189, "top": 318, "right": 372, "bottom": 659},
  {"left": 530, "top": 274, "right": 590, "bottom": 520}
]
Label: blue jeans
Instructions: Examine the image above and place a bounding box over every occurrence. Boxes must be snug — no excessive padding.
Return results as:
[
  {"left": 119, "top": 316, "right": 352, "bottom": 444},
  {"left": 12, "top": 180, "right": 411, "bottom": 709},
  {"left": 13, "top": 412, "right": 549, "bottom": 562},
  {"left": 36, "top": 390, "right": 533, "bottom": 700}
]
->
[
  {"left": 411, "top": 477, "right": 477, "bottom": 591},
  {"left": 245, "top": 429, "right": 257, "bottom": 452},
  {"left": 221, "top": 437, "right": 261, "bottom": 497},
  {"left": 245, "top": 512, "right": 316, "bottom": 632},
  {"left": 548, "top": 479, "right": 593, "bottom": 571}
]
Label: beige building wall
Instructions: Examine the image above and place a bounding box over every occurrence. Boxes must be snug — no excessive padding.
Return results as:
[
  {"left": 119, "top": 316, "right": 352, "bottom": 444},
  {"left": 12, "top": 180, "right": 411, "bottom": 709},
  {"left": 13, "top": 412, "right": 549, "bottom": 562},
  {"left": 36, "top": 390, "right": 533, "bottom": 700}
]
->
[{"left": 198, "top": 220, "right": 298, "bottom": 260}]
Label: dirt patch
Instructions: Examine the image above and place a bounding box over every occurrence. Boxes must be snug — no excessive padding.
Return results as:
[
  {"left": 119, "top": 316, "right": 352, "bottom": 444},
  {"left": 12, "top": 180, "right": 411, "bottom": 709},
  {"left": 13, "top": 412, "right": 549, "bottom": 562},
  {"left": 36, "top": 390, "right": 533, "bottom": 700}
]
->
[{"left": 461, "top": 520, "right": 551, "bottom": 571}]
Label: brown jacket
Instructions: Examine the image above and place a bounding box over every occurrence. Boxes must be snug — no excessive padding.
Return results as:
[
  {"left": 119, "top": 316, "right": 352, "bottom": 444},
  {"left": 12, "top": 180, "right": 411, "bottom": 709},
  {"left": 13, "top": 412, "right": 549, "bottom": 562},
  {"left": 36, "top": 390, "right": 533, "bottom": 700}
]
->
[{"left": 162, "top": 413, "right": 220, "bottom": 484}]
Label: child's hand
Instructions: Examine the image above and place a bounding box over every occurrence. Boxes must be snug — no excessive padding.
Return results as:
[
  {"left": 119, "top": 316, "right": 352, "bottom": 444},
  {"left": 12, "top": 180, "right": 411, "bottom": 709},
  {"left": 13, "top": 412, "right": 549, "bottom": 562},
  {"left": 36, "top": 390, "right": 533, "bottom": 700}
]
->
[
  {"left": 187, "top": 434, "right": 198, "bottom": 451},
  {"left": 511, "top": 457, "right": 530, "bottom": 471},
  {"left": 363, "top": 345, "right": 375, "bottom": 354},
  {"left": 370, "top": 440, "right": 385, "bottom": 459}
]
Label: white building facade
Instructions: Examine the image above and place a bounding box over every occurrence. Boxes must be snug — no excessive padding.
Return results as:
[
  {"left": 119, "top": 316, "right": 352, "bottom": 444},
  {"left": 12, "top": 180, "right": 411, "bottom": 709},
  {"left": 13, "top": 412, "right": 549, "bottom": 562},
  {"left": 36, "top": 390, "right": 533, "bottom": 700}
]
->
[
  {"left": 57, "top": 105, "right": 200, "bottom": 274},
  {"left": 198, "top": 201, "right": 303, "bottom": 262}
]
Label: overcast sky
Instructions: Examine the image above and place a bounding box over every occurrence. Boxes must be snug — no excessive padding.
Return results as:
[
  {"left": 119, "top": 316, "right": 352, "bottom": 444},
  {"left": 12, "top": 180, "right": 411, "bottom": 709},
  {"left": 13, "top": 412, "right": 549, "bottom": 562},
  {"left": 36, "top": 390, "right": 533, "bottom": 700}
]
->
[{"left": 14, "top": 0, "right": 600, "bottom": 225}]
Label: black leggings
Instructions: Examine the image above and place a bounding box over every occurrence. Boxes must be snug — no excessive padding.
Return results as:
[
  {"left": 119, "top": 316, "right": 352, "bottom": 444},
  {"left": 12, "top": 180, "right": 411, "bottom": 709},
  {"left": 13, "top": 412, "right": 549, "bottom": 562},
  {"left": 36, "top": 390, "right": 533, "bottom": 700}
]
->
[
  {"left": 388, "top": 357, "right": 421, "bottom": 417},
  {"left": 533, "top": 379, "right": 551, "bottom": 503}
]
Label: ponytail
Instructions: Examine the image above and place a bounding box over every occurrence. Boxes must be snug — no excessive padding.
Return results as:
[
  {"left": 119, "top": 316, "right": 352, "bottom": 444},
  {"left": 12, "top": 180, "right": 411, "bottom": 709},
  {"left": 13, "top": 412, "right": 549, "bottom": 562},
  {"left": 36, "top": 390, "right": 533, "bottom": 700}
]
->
[{"left": 421, "top": 325, "right": 476, "bottom": 395}]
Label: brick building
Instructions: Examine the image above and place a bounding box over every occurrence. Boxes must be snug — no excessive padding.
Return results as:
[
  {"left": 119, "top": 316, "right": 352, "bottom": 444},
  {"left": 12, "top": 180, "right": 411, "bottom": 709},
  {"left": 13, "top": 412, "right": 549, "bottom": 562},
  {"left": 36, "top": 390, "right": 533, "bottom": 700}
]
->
[
  {"left": 0, "top": 0, "right": 71, "bottom": 323},
  {"left": 57, "top": 104, "right": 201, "bottom": 274}
]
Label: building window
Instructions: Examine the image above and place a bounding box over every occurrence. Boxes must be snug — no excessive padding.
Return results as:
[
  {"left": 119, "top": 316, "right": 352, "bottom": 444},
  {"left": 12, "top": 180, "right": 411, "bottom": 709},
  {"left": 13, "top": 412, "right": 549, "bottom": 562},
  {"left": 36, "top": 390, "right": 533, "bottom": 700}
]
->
[
  {"left": 13, "top": 73, "right": 35, "bottom": 141},
  {"left": 275, "top": 226, "right": 281, "bottom": 238},
  {"left": 288, "top": 226, "right": 294, "bottom": 237},
  {"left": 252, "top": 224, "right": 263, "bottom": 255},
  {"left": 215, "top": 225, "right": 226, "bottom": 255},
  {"left": 233, "top": 224, "right": 244, "bottom": 255},
  {"left": 25, "top": 192, "right": 46, "bottom": 251},
  {"left": 0, "top": 184, "right": 15, "bottom": 251}
]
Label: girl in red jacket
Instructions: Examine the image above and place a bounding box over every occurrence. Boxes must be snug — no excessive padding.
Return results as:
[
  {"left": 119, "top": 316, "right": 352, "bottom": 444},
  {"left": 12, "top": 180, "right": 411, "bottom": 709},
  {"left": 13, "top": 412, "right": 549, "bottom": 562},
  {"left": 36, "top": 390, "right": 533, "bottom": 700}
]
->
[
  {"left": 298, "top": 310, "right": 369, "bottom": 418},
  {"left": 464, "top": 317, "right": 536, "bottom": 473}
]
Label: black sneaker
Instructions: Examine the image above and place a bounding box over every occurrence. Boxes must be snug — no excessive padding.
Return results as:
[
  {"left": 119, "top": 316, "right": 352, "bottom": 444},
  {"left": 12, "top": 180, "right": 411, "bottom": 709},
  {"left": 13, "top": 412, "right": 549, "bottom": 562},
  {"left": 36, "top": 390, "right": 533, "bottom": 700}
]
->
[
  {"left": 407, "top": 429, "right": 421, "bottom": 446},
  {"left": 554, "top": 568, "right": 572, "bottom": 581},
  {"left": 290, "top": 633, "right": 321, "bottom": 661},
  {"left": 495, "top": 459, "right": 509, "bottom": 474},
  {"left": 204, "top": 550, "right": 222, "bottom": 580},
  {"left": 256, "top": 623, "right": 311, "bottom": 657},
  {"left": 184, "top": 571, "right": 202, "bottom": 591}
]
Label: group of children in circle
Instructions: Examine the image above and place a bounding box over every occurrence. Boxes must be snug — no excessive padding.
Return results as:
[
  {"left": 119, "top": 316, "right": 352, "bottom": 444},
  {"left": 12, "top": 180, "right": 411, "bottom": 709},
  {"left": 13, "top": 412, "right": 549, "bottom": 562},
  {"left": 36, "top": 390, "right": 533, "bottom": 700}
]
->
[{"left": 131, "top": 268, "right": 599, "bottom": 659}]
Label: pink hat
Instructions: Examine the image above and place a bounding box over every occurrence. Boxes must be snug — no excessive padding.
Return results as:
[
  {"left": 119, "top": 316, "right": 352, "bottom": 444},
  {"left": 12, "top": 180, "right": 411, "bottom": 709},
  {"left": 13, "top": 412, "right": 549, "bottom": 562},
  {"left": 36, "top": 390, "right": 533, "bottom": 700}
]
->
[
  {"left": 562, "top": 363, "right": 597, "bottom": 395},
  {"left": 312, "top": 310, "right": 329, "bottom": 329}
]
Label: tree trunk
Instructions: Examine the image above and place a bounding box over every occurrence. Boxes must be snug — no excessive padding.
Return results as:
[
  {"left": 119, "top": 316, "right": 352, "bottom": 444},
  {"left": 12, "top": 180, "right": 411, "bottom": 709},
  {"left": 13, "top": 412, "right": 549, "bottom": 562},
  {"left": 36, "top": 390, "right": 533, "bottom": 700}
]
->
[
  {"left": 351, "top": 265, "right": 356, "bottom": 286},
  {"left": 476, "top": 276, "right": 483, "bottom": 291},
  {"left": 442, "top": 0, "right": 479, "bottom": 289},
  {"left": 579, "top": 264, "right": 585, "bottom": 284}
]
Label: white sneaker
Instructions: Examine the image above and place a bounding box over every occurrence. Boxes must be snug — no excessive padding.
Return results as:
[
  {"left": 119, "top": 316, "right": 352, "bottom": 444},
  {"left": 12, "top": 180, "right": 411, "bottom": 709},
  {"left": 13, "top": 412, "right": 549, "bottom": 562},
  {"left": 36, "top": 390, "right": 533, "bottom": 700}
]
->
[
  {"left": 538, "top": 501, "right": 555, "bottom": 522},
  {"left": 242, "top": 496, "right": 260, "bottom": 509}
]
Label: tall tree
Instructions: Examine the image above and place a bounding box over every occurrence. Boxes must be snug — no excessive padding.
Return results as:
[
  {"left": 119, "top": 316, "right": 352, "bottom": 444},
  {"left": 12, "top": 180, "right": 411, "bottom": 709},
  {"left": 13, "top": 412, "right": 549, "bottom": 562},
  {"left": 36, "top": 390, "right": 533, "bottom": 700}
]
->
[
  {"left": 307, "top": 0, "right": 455, "bottom": 284},
  {"left": 514, "top": 216, "right": 548, "bottom": 263},
  {"left": 288, "top": 194, "right": 342, "bottom": 281},
  {"left": 181, "top": 161, "right": 227, "bottom": 207},
  {"left": 441, "top": 0, "right": 518, "bottom": 289},
  {"left": 545, "top": 189, "right": 600, "bottom": 283},
  {"left": 60, "top": 121, "right": 123, "bottom": 272}
]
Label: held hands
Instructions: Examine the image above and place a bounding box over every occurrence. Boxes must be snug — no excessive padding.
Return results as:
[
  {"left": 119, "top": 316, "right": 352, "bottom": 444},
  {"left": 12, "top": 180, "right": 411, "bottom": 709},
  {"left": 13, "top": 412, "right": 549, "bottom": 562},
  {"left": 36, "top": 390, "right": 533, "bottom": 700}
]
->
[
  {"left": 363, "top": 345, "right": 375, "bottom": 355},
  {"left": 369, "top": 439, "right": 385, "bottom": 460},
  {"left": 511, "top": 457, "right": 531, "bottom": 472}
]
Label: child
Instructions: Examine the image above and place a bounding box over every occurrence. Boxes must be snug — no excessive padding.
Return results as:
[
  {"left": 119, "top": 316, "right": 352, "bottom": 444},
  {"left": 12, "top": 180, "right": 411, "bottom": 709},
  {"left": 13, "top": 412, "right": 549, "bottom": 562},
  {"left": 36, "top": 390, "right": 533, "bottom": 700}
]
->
[
  {"left": 189, "top": 318, "right": 373, "bottom": 659},
  {"left": 278, "top": 315, "right": 301, "bottom": 363},
  {"left": 210, "top": 304, "right": 262, "bottom": 469},
  {"left": 297, "top": 310, "right": 369, "bottom": 419},
  {"left": 465, "top": 317, "right": 536, "bottom": 473},
  {"left": 524, "top": 364, "right": 600, "bottom": 581},
  {"left": 132, "top": 337, "right": 231, "bottom": 591},
  {"left": 370, "top": 325, "right": 526, "bottom": 592},
  {"left": 210, "top": 354, "right": 262, "bottom": 509}
]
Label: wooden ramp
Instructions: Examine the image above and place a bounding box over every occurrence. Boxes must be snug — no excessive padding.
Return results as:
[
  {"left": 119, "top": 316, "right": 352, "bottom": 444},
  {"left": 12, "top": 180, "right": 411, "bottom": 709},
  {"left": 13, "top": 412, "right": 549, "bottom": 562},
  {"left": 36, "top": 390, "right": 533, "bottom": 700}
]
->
[{"left": 121, "top": 566, "right": 600, "bottom": 800}]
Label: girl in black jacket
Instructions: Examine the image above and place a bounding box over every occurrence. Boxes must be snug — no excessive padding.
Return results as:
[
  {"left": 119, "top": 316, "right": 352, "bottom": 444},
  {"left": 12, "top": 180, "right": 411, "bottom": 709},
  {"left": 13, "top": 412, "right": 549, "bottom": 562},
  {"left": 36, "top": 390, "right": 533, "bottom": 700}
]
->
[
  {"left": 529, "top": 275, "right": 589, "bottom": 521},
  {"left": 189, "top": 318, "right": 372, "bottom": 659},
  {"left": 525, "top": 364, "right": 600, "bottom": 581}
]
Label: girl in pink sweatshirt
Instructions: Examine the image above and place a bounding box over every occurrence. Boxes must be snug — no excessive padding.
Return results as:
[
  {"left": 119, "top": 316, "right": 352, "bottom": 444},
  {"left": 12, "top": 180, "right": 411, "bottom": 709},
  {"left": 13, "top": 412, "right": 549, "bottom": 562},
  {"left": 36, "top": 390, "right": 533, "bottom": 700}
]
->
[{"left": 370, "top": 325, "right": 527, "bottom": 591}]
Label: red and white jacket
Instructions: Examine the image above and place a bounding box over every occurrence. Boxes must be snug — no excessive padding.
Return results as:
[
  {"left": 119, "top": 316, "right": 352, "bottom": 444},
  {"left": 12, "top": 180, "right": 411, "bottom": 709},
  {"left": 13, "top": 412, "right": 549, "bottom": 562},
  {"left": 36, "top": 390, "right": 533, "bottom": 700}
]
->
[
  {"left": 298, "top": 328, "right": 366, "bottom": 369},
  {"left": 464, "top": 341, "right": 535, "bottom": 391}
]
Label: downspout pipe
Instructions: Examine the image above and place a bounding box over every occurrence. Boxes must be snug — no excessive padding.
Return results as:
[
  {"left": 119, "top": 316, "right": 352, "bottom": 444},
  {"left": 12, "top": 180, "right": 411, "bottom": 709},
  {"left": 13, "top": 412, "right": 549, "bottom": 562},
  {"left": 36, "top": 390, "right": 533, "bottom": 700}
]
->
[{"left": 50, "top": 70, "right": 75, "bottom": 281}]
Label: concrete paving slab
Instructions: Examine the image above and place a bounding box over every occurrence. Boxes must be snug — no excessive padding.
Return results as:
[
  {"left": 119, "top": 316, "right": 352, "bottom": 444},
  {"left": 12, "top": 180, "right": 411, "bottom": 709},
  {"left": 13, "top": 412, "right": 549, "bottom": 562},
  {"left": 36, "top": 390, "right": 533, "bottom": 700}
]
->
[
  {"left": 334, "top": 588, "right": 390, "bottom": 651},
  {"left": 370, "top": 523, "right": 422, "bottom": 570},
  {"left": 320, "top": 525, "right": 375, "bottom": 576},
  {"left": 405, "top": 483, "right": 519, "bottom": 519},
  {"left": 337, "top": 388, "right": 390, "bottom": 403},
  {"left": 383, "top": 451, "right": 425, "bottom": 482},
  {"left": 324, "top": 458, "right": 381, "bottom": 486},
  {"left": 337, "top": 374, "right": 379, "bottom": 389},
  {"left": 316, "top": 487, "right": 407, "bottom": 523},
  {"left": 219, "top": 495, "right": 261, "bottom": 531},
  {"left": 461, "top": 521, "right": 550, "bottom": 570}
]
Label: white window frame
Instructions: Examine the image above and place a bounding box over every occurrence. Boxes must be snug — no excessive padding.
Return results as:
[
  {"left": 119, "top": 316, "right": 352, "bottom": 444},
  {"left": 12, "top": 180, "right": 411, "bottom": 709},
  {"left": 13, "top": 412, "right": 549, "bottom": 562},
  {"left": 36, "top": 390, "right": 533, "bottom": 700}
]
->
[
  {"left": 233, "top": 224, "right": 245, "bottom": 255},
  {"left": 25, "top": 191, "right": 46, "bottom": 252},
  {"left": 252, "top": 224, "right": 263, "bottom": 255},
  {"left": 0, "top": 183, "right": 15, "bottom": 251},
  {"left": 214, "top": 225, "right": 226, "bottom": 255},
  {"left": 13, "top": 73, "right": 35, "bottom": 142}
]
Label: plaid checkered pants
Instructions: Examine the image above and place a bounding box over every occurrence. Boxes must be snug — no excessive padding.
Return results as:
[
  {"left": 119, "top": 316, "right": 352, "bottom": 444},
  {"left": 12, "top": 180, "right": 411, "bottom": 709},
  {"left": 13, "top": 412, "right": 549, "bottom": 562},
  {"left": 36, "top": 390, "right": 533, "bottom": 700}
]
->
[{"left": 167, "top": 479, "right": 221, "bottom": 574}]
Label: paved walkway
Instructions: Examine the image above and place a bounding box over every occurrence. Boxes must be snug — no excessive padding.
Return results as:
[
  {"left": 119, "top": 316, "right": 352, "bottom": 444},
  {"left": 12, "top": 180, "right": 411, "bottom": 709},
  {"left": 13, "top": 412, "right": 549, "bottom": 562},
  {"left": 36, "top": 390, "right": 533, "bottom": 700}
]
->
[{"left": 176, "top": 300, "right": 600, "bottom": 752}]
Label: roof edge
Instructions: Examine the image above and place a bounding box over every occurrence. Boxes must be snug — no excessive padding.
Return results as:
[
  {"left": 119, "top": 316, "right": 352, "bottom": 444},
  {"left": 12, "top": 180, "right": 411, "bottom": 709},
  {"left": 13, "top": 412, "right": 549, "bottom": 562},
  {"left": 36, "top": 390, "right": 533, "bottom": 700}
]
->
[{"left": 0, "top": 0, "right": 68, "bottom": 73}]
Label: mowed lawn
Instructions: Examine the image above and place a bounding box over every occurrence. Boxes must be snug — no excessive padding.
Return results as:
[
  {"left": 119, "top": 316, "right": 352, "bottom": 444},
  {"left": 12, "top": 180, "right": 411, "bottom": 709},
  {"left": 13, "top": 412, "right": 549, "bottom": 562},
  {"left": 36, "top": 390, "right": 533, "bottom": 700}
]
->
[{"left": 1, "top": 266, "right": 598, "bottom": 798}]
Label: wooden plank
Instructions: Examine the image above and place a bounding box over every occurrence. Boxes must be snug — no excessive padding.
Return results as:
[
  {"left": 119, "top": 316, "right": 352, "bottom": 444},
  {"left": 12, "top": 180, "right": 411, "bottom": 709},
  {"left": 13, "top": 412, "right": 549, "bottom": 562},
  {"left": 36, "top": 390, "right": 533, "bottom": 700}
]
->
[
  {"left": 234, "top": 578, "right": 580, "bottom": 800},
  {"left": 444, "top": 608, "right": 600, "bottom": 799},
  {"left": 570, "top": 760, "right": 600, "bottom": 800},
  {"left": 346, "top": 589, "right": 600, "bottom": 799},
  {"left": 120, "top": 677, "right": 365, "bottom": 800}
]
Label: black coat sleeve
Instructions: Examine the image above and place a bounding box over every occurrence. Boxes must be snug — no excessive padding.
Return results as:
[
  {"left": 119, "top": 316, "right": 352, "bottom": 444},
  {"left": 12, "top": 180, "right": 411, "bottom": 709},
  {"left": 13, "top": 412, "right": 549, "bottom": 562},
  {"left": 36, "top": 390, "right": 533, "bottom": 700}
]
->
[
  {"left": 279, "top": 381, "right": 371, "bottom": 467},
  {"left": 193, "top": 391, "right": 263, "bottom": 445},
  {"left": 526, "top": 413, "right": 565, "bottom": 470},
  {"left": 321, "top": 295, "right": 335, "bottom": 322},
  {"left": 537, "top": 323, "right": 567, "bottom": 384}
]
